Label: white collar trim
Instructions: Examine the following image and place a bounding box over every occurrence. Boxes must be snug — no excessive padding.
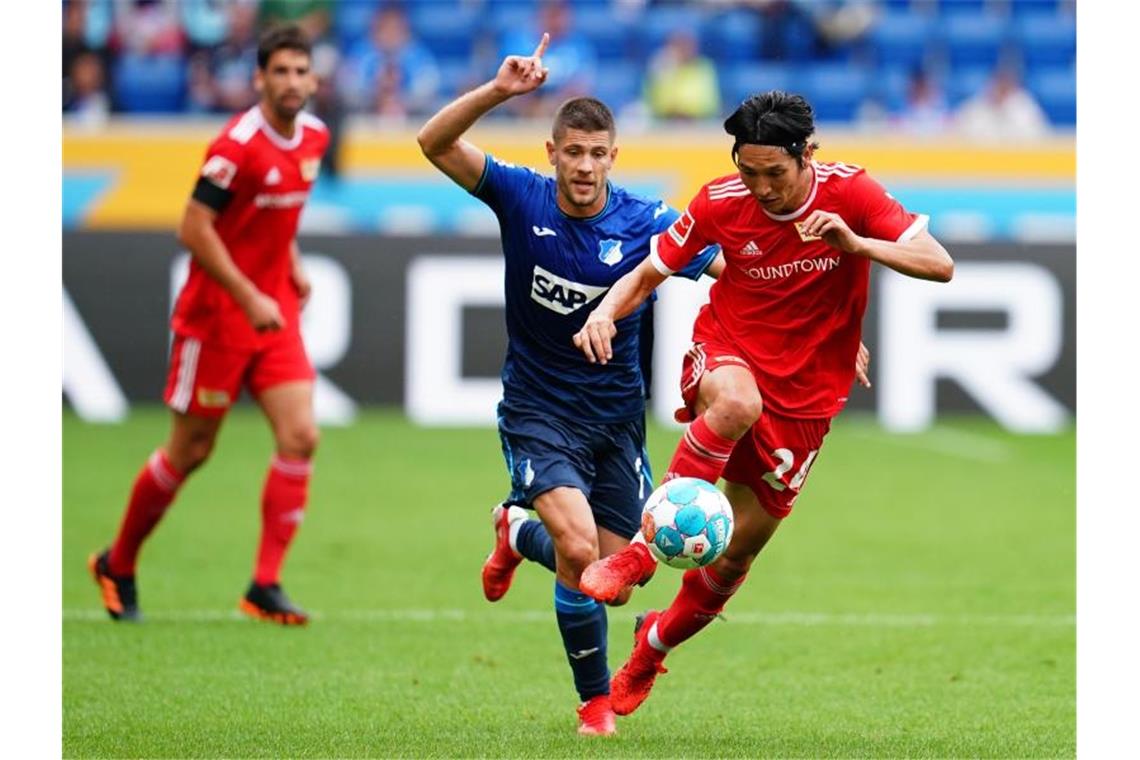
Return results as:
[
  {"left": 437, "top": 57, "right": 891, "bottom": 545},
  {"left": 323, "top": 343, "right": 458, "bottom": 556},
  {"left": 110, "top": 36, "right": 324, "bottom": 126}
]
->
[{"left": 255, "top": 106, "right": 304, "bottom": 150}]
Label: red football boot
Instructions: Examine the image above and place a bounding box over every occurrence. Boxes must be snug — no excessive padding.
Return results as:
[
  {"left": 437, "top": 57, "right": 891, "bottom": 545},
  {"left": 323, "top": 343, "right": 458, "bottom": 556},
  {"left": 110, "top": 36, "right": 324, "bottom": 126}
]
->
[
  {"left": 610, "top": 610, "right": 669, "bottom": 716},
  {"left": 580, "top": 541, "right": 657, "bottom": 603},
  {"left": 576, "top": 694, "right": 617, "bottom": 736},
  {"left": 481, "top": 504, "right": 527, "bottom": 602}
]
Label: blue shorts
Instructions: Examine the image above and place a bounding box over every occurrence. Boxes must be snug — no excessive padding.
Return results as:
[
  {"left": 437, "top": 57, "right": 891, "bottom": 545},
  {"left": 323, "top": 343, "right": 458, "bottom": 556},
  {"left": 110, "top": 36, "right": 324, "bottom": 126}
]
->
[{"left": 497, "top": 402, "right": 653, "bottom": 540}]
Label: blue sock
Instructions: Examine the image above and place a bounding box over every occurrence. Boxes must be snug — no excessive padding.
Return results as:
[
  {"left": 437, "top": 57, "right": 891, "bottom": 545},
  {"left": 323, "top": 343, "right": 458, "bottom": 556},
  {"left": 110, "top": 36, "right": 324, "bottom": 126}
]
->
[
  {"left": 553, "top": 580, "right": 609, "bottom": 702},
  {"left": 516, "top": 519, "right": 556, "bottom": 573}
]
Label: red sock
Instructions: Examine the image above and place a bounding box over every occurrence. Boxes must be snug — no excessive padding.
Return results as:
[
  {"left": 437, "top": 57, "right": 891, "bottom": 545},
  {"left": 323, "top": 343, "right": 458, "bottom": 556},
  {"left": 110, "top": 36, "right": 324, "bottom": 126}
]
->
[
  {"left": 108, "top": 450, "right": 185, "bottom": 576},
  {"left": 664, "top": 414, "right": 738, "bottom": 484},
  {"left": 651, "top": 566, "right": 746, "bottom": 651},
  {"left": 253, "top": 454, "right": 312, "bottom": 585}
]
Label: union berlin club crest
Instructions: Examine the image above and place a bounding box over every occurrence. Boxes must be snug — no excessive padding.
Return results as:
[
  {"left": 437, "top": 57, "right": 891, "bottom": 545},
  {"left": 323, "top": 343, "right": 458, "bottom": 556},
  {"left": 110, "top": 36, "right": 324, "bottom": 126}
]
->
[{"left": 300, "top": 158, "right": 321, "bottom": 182}]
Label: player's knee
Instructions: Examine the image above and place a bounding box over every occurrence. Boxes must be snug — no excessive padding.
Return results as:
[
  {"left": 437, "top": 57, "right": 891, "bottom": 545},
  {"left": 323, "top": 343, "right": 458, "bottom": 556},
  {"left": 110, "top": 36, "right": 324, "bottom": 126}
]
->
[
  {"left": 557, "top": 534, "right": 600, "bottom": 578},
  {"left": 171, "top": 435, "right": 215, "bottom": 474},
  {"left": 279, "top": 424, "right": 319, "bottom": 459},
  {"left": 711, "top": 393, "right": 763, "bottom": 434}
]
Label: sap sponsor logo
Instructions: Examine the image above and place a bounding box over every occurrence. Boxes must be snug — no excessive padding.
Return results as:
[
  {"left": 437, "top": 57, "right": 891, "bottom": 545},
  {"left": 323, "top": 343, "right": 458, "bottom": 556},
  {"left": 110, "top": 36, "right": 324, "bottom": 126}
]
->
[
  {"left": 597, "top": 239, "right": 624, "bottom": 266},
  {"left": 201, "top": 155, "right": 237, "bottom": 189},
  {"left": 741, "top": 255, "right": 840, "bottom": 280},
  {"left": 530, "top": 264, "right": 608, "bottom": 315},
  {"left": 254, "top": 191, "right": 309, "bottom": 209},
  {"left": 667, "top": 209, "right": 695, "bottom": 246}
]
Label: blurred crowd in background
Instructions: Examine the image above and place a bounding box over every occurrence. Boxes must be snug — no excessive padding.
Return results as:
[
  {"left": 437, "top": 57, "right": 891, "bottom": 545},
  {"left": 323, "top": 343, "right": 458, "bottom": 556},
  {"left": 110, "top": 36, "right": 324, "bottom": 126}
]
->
[{"left": 62, "top": 0, "right": 1075, "bottom": 139}]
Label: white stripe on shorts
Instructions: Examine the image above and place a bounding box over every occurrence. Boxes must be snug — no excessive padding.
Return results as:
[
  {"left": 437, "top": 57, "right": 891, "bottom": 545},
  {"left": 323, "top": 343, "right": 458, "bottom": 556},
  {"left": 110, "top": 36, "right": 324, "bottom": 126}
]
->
[{"left": 170, "top": 338, "right": 201, "bottom": 412}]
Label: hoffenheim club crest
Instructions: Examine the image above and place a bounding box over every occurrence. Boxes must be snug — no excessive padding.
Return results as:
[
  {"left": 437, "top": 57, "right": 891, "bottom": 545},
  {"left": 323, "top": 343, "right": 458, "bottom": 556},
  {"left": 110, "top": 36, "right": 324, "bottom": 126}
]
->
[{"left": 598, "top": 239, "right": 624, "bottom": 266}]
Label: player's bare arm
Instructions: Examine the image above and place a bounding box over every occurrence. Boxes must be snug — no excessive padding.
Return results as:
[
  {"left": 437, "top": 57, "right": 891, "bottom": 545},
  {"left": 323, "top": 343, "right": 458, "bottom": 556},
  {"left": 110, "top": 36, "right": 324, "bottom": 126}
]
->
[
  {"left": 855, "top": 342, "right": 871, "bottom": 388},
  {"left": 178, "top": 199, "right": 285, "bottom": 331},
  {"left": 290, "top": 240, "right": 311, "bottom": 310},
  {"left": 417, "top": 33, "right": 550, "bottom": 191},
  {"left": 800, "top": 209, "right": 954, "bottom": 282},
  {"left": 705, "top": 252, "right": 727, "bottom": 279},
  {"left": 573, "top": 256, "right": 668, "bottom": 364}
]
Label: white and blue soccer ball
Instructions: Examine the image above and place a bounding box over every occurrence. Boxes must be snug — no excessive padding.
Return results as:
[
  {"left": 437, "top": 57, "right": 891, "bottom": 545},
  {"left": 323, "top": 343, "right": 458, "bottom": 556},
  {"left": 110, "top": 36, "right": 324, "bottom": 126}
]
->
[{"left": 641, "top": 478, "right": 734, "bottom": 569}]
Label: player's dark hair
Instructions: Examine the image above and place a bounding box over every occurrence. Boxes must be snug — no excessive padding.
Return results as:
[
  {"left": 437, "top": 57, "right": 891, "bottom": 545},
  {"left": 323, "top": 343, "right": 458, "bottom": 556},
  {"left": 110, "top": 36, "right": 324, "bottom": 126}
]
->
[
  {"left": 257, "top": 25, "right": 311, "bottom": 70},
  {"left": 723, "top": 91, "right": 820, "bottom": 167},
  {"left": 552, "top": 97, "right": 616, "bottom": 141}
]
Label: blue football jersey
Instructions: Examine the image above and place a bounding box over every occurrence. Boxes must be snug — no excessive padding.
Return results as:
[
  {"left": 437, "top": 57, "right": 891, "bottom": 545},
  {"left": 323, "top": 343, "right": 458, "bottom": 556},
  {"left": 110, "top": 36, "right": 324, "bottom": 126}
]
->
[{"left": 472, "top": 154, "right": 718, "bottom": 423}]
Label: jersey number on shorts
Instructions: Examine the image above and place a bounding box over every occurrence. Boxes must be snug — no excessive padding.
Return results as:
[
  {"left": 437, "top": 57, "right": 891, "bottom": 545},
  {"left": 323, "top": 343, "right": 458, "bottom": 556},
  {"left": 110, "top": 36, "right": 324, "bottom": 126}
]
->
[{"left": 761, "top": 448, "right": 819, "bottom": 492}]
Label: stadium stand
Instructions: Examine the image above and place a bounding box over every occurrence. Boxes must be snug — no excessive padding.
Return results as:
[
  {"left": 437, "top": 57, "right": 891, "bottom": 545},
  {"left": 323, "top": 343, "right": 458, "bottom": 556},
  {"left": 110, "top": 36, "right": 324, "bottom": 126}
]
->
[{"left": 62, "top": 0, "right": 1076, "bottom": 128}]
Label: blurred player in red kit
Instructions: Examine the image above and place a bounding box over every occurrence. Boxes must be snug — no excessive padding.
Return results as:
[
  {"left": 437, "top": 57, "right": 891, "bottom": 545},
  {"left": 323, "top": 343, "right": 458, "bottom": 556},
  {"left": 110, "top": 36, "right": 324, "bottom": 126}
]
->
[
  {"left": 89, "top": 25, "right": 329, "bottom": 625},
  {"left": 572, "top": 90, "right": 953, "bottom": 713}
]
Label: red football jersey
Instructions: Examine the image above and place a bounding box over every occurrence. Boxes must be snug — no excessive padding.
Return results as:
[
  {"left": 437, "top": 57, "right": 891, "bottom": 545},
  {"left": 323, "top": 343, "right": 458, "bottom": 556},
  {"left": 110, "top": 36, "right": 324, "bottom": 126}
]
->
[
  {"left": 172, "top": 105, "right": 329, "bottom": 348},
  {"left": 651, "top": 161, "right": 928, "bottom": 418}
]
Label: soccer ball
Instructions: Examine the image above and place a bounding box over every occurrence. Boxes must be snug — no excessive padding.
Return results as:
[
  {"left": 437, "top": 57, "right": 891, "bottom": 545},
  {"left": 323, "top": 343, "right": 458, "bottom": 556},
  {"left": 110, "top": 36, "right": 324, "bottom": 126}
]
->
[{"left": 641, "top": 478, "right": 734, "bottom": 569}]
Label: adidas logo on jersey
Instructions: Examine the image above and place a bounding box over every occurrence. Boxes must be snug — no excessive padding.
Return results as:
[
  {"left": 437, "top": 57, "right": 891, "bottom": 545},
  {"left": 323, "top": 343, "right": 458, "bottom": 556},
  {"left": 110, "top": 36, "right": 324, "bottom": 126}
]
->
[
  {"left": 264, "top": 166, "right": 282, "bottom": 185},
  {"left": 530, "top": 265, "right": 608, "bottom": 315},
  {"left": 740, "top": 240, "right": 762, "bottom": 256}
]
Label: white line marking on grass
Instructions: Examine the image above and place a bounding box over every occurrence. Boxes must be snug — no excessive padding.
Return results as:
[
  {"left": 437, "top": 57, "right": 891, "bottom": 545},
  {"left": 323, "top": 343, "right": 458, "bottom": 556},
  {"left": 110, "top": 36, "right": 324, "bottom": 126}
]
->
[
  {"left": 850, "top": 425, "right": 1013, "bottom": 463},
  {"left": 63, "top": 608, "right": 1073, "bottom": 627}
]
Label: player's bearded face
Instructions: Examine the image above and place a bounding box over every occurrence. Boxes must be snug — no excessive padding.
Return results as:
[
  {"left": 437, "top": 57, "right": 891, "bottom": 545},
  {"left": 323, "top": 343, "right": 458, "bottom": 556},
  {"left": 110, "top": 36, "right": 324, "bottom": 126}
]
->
[
  {"left": 547, "top": 129, "right": 617, "bottom": 212},
  {"left": 734, "top": 144, "right": 814, "bottom": 215},
  {"left": 256, "top": 49, "right": 317, "bottom": 121}
]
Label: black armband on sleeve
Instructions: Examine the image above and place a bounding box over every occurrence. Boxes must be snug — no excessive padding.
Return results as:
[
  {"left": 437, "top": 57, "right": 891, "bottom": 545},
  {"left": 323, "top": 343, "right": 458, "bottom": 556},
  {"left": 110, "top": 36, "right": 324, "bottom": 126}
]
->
[{"left": 191, "top": 177, "right": 234, "bottom": 212}]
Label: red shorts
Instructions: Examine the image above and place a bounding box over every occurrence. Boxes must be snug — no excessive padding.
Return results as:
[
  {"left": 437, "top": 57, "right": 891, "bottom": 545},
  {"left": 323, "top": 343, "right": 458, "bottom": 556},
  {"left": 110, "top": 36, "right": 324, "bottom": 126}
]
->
[
  {"left": 678, "top": 342, "right": 832, "bottom": 519},
  {"left": 163, "top": 331, "right": 315, "bottom": 418}
]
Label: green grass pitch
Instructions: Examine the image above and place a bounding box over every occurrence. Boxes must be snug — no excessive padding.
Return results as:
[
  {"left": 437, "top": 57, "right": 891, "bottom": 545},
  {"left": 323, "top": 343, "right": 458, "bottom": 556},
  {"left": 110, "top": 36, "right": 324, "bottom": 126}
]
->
[{"left": 63, "top": 408, "right": 1074, "bottom": 758}]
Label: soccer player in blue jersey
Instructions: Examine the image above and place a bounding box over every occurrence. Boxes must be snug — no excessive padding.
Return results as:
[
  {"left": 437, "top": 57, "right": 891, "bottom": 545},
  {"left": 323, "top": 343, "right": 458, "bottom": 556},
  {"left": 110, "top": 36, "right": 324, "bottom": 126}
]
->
[{"left": 417, "top": 34, "right": 721, "bottom": 736}]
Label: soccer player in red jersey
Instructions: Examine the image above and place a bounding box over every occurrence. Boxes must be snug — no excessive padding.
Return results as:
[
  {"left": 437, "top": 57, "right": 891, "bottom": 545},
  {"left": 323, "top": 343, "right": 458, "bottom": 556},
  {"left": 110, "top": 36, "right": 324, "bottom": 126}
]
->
[
  {"left": 572, "top": 91, "right": 954, "bottom": 713},
  {"left": 89, "top": 25, "right": 329, "bottom": 625}
]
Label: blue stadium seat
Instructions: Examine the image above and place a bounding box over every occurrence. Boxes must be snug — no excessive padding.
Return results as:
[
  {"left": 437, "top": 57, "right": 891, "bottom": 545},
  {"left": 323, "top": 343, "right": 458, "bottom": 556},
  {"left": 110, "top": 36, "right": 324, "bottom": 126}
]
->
[
  {"left": 436, "top": 57, "right": 479, "bottom": 102},
  {"left": 801, "top": 64, "right": 872, "bottom": 122},
  {"left": 869, "top": 11, "right": 936, "bottom": 69},
  {"left": 487, "top": 2, "right": 535, "bottom": 38},
  {"left": 1028, "top": 67, "right": 1076, "bottom": 125},
  {"left": 113, "top": 54, "right": 186, "bottom": 113},
  {"left": 334, "top": 0, "right": 381, "bottom": 51},
  {"left": 874, "top": 66, "right": 916, "bottom": 114},
  {"left": 410, "top": 4, "right": 480, "bottom": 60},
  {"left": 641, "top": 6, "right": 708, "bottom": 59},
  {"left": 1014, "top": 12, "right": 1076, "bottom": 69},
  {"left": 941, "top": 12, "right": 1011, "bottom": 69},
  {"left": 1009, "top": 0, "right": 1063, "bottom": 18},
  {"left": 946, "top": 66, "right": 993, "bottom": 107},
  {"left": 701, "top": 9, "right": 764, "bottom": 64},
  {"left": 720, "top": 64, "right": 794, "bottom": 110},
  {"left": 592, "top": 62, "right": 642, "bottom": 112},
  {"left": 573, "top": 6, "right": 633, "bottom": 63}
]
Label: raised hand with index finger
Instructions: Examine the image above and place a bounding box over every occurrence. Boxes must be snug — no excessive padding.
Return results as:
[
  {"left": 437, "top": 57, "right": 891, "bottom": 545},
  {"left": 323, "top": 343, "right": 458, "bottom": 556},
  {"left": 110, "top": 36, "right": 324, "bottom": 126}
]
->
[{"left": 493, "top": 33, "right": 551, "bottom": 96}]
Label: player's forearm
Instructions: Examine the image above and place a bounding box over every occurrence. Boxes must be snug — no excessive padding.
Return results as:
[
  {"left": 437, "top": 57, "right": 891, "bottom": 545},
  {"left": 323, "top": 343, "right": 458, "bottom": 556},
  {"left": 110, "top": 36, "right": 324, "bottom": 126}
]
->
[
  {"left": 180, "top": 220, "right": 258, "bottom": 304},
  {"left": 854, "top": 234, "right": 953, "bottom": 282},
  {"left": 595, "top": 267, "right": 665, "bottom": 322},
  {"left": 417, "top": 82, "right": 511, "bottom": 157}
]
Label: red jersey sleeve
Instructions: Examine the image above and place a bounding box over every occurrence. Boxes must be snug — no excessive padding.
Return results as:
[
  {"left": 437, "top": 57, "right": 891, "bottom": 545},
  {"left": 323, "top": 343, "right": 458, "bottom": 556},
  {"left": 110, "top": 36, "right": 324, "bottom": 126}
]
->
[
  {"left": 650, "top": 187, "right": 716, "bottom": 275},
  {"left": 846, "top": 170, "right": 929, "bottom": 243},
  {"left": 192, "top": 135, "right": 249, "bottom": 211}
]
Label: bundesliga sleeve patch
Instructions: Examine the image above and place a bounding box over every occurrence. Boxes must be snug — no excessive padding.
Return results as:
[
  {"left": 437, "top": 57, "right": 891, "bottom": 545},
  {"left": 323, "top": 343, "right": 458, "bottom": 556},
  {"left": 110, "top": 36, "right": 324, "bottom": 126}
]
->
[
  {"left": 201, "top": 155, "right": 238, "bottom": 190},
  {"left": 668, "top": 210, "right": 695, "bottom": 246}
]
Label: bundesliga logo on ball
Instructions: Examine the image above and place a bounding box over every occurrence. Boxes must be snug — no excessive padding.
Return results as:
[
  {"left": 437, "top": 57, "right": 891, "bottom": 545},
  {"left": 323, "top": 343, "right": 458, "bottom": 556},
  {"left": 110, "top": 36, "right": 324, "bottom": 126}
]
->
[{"left": 641, "top": 478, "right": 734, "bottom": 569}]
